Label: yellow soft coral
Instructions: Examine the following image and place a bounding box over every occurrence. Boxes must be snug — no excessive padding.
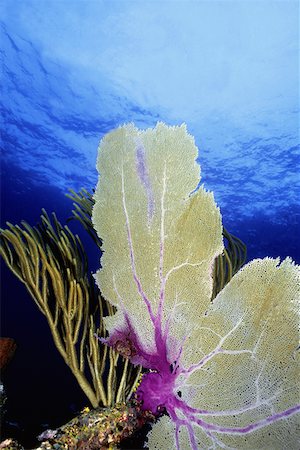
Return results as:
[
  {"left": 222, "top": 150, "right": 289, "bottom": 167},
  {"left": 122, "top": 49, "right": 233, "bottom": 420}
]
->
[{"left": 92, "top": 123, "right": 299, "bottom": 449}]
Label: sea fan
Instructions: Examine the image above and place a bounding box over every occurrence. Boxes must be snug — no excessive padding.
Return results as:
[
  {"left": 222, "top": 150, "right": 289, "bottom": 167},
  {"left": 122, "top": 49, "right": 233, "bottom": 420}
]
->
[{"left": 92, "top": 123, "right": 299, "bottom": 449}]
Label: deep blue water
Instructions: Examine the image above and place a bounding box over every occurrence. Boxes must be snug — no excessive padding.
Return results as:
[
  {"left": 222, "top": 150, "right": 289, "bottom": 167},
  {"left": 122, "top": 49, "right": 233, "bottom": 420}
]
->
[{"left": 1, "top": 1, "right": 299, "bottom": 447}]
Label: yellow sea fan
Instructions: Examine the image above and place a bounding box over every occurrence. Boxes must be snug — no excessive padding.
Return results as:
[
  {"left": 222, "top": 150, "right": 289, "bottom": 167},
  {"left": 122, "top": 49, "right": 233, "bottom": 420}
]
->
[
  {"left": 148, "top": 257, "right": 299, "bottom": 449},
  {"left": 92, "top": 123, "right": 223, "bottom": 360},
  {"left": 92, "top": 123, "right": 300, "bottom": 449}
]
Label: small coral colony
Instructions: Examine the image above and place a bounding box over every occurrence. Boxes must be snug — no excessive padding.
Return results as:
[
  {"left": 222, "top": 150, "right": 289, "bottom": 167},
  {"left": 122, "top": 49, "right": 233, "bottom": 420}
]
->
[{"left": 1, "top": 123, "right": 299, "bottom": 449}]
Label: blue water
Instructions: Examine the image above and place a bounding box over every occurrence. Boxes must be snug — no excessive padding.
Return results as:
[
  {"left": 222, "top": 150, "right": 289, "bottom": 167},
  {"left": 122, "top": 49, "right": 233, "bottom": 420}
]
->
[{"left": 1, "top": 1, "right": 299, "bottom": 447}]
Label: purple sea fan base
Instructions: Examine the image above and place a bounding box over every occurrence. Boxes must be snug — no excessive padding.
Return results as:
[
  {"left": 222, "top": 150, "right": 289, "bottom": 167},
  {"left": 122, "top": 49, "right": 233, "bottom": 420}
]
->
[
  {"left": 100, "top": 290, "right": 300, "bottom": 450},
  {"left": 99, "top": 223, "right": 300, "bottom": 447}
]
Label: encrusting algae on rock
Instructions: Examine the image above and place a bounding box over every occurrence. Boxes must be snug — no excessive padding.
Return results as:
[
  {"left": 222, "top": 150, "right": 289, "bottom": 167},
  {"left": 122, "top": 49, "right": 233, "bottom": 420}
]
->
[
  {"left": 36, "top": 399, "right": 154, "bottom": 450},
  {"left": 0, "top": 401, "right": 154, "bottom": 450}
]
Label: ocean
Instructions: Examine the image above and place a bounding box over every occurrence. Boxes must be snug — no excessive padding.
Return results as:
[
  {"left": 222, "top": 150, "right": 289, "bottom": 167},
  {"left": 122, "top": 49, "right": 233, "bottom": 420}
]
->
[{"left": 1, "top": 1, "right": 299, "bottom": 448}]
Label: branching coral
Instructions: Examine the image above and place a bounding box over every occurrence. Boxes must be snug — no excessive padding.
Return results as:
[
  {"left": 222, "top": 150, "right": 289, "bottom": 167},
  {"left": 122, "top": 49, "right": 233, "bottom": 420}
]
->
[
  {"left": 0, "top": 209, "right": 141, "bottom": 408},
  {"left": 66, "top": 188, "right": 102, "bottom": 249},
  {"left": 212, "top": 228, "right": 246, "bottom": 299}
]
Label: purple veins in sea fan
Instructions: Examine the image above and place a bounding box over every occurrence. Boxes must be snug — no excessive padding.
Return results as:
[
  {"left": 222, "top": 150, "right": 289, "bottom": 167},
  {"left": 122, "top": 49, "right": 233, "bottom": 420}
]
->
[
  {"left": 92, "top": 124, "right": 300, "bottom": 449},
  {"left": 135, "top": 138, "right": 155, "bottom": 225},
  {"left": 145, "top": 258, "right": 300, "bottom": 449},
  {"left": 108, "top": 275, "right": 300, "bottom": 450}
]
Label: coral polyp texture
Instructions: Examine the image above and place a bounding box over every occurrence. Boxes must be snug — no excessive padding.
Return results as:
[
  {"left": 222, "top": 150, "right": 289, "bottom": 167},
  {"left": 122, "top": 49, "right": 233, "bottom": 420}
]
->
[{"left": 92, "top": 123, "right": 300, "bottom": 449}]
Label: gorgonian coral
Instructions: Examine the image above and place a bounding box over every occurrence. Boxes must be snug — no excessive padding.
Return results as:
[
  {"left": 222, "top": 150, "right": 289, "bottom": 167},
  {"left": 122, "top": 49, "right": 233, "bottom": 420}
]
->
[{"left": 92, "top": 123, "right": 299, "bottom": 449}]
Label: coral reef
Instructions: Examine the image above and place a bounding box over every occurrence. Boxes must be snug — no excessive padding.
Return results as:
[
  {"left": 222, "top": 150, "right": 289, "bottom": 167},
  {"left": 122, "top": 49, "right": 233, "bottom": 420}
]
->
[{"left": 0, "top": 125, "right": 251, "bottom": 448}]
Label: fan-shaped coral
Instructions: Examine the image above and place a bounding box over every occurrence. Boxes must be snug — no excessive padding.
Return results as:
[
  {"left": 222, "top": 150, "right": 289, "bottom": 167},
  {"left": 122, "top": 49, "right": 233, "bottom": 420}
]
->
[{"left": 92, "top": 123, "right": 299, "bottom": 449}]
